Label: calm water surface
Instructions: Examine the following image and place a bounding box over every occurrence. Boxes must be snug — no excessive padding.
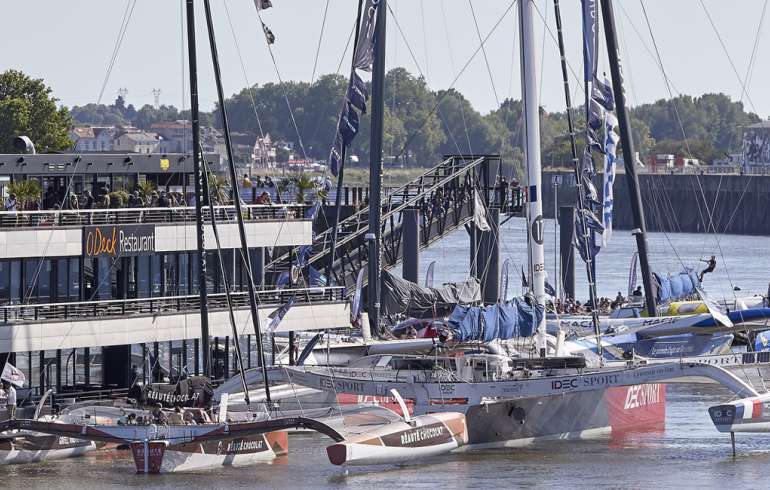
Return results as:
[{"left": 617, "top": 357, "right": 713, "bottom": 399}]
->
[{"left": 7, "top": 221, "right": 770, "bottom": 488}]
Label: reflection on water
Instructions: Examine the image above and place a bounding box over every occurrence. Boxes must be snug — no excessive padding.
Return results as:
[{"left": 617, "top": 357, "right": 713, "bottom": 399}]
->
[{"left": 6, "top": 384, "right": 770, "bottom": 488}]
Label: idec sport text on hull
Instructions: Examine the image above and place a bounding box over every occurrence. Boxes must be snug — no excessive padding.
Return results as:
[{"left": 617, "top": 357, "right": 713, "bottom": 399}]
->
[{"left": 551, "top": 374, "right": 619, "bottom": 391}]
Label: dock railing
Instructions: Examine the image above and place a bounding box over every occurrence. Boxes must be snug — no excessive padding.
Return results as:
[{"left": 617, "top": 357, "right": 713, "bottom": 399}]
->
[
  {"left": 1, "top": 287, "right": 345, "bottom": 323},
  {"left": 0, "top": 204, "right": 308, "bottom": 229}
]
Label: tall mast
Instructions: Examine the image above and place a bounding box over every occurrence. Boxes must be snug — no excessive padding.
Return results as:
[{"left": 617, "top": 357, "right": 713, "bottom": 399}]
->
[
  {"left": 367, "top": 0, "right": 387, "bottom": 337},
  {"left": 519, "top": 0, "right": 547, "bottom": 357},
  {"left": 202, "top": 0, "right": 270, "bottom": 406},
  {"left": 553, "top": 0, "right": 602, "bottom": 354},
  {"left": 600, "top": 0, "right": 657, "bottom": 317},
  {"left": 327, "top": 0, "right": 365, "bottom": 284},
  {"left": 185, "top": 0, "right": 211, "bottom": 377}
]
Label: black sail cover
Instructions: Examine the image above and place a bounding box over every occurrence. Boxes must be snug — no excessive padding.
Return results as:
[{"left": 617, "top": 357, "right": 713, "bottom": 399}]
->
[
  {"left": 129, "top": 376, "right": 214, "bottom": 409},
  {"left": 381, "top": 271, "right": 481, "bottom": 319}
]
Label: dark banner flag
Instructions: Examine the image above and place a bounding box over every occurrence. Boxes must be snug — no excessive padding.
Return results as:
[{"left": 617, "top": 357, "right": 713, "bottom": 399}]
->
[
  {"left": 352, "top": 0, "right": 381, "bottom": 71},
  {"left": 581, "top": 0, "right": 599, "bottom": 82}
]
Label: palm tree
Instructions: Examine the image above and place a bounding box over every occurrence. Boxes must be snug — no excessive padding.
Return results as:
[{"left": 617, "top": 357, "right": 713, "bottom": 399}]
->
[
  {"left": 7, "top": 179, "right": 41, "bottom": 210},
  {"left": 136, "top": 180, "right": 156, "bottom": 204},
  {"left": 291, "top": 173, "right": 316, "bottom": 204},
  {"left": 207, "top": 173, "right": 230, "bottom": 205}
]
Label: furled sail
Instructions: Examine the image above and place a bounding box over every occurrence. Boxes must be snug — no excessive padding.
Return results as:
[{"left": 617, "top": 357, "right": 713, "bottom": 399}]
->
[
  {"left": 381, "top": 271, "right": 480, "bottom": 319},
  {"left": 447, "top": 298, "right": 544, "bottom": 341},
  {"left": 654, "top": 269, "right": 700, "bottom": 304}
]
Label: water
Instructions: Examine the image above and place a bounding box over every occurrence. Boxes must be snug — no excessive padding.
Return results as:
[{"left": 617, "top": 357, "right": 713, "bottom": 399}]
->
[
  {"left": 8, "top": 221, "right": 770, "bottom": 488},
  {"left": 6, "top": 384, "right": 770, "bottom": 488}
]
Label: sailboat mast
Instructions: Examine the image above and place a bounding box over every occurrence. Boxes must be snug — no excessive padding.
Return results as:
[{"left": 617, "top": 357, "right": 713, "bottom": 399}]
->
[
  {"left": 202, "top": 0, "right": 269, "bottom": 406},
  {"left": 185, "top": 0, "right": 211, "bottom": 377},
  {"left": 599, "top": 0, "right": 657, "bottom": 317},
  {"left": 367, "top": 0, "right": 387, "bottom": 337},
  {"left": 519, "top": 0, "right": 547, "bottom": 357}
]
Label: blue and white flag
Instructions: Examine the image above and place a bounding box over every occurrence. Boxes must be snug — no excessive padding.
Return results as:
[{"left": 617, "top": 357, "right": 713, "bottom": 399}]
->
[
  {"left": 602, "top": 111, "right": 619, "bottom": 246},
  {"left": 351, "top": 269, "right": 365, "bottom": 323},
  {"left": 500, "top": 258, "right": 511, "bottom": 301},
  {"left": 268, "top": 295, "right": 296, "bottom": 333},
  {"left": 338, "top": 102, "right": 360, "bottom": 145},
  {"left": 347, "top": 71, "right": 368, "bottom": 114},
  {"left": 581, "top": 0, "right": 599, "bottom": 82},
  {"left": 424, "top": 261, "right": 435, "bottom": 288},
  {"left": 352, "top": 0, "right": 381, "bottom": 72}
]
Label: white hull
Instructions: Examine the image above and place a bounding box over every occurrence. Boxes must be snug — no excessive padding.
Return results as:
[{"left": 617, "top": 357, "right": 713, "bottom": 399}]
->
[
  {"left": 159, "top": 446, "right": 279, "bottom": 473},
  {"left": 0, "top": 443, "right": 96, "bottom": 465}
]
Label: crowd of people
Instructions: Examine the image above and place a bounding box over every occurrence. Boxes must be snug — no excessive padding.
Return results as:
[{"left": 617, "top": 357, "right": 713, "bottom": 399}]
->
[
  {"left": 549, "top": 288, "right": 645, "bottom": 315},
  {"left": 4, "top": 185, "right": 192, "bottom": 212}
]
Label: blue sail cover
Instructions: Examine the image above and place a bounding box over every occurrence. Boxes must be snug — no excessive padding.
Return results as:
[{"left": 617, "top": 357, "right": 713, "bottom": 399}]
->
[
  {"left": 654, "top": 269, "right": 700, "bottom": 304},
  {"left": 448, "top": 299, "right": 544, "bottom": 341}
]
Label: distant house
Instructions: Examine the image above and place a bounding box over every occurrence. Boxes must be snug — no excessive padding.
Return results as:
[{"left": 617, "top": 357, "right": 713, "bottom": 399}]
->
[
  {"left": 251, "top": 133, "right": 277, "bottom": 168},
  {"left": 113, "top": 127, "right": 161, "bottom": 154},
  {"left": 152, "top": 120, "right": 192, "bottom": 153},
  {"left": 70, "top": 126, "right": 116, "bottom": 152},
  {"left": 743, "top": 121, "right": 770, "bottom": 166}
]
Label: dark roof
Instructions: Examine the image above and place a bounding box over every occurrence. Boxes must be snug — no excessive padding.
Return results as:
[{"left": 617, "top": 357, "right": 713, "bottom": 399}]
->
[{"left": 0, "top": 153, "right": 223, "bottom": 175}]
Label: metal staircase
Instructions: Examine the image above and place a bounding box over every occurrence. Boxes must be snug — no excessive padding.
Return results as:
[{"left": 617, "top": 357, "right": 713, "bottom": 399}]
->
[{"left": 267, "top": 155, "right": 517, "bottom": 296}]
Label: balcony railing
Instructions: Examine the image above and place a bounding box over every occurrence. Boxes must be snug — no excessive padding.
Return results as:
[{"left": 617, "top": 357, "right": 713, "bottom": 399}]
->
[
  {"left": 0, "top": 204, "right": 308, "bottom": 229},
  {"left": 1, "top": 287, "right": 345, "bottom": 323}
]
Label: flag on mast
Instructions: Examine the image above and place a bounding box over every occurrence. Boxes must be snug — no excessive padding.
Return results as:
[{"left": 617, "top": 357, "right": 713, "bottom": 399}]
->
[{"left": 1, "top": 362, "right": 25, "bottom": 387}]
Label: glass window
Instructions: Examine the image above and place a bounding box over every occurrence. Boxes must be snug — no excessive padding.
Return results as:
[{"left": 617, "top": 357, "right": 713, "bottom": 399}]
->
[
  {"left": 38, "top": 259, "right": 52, "bottom": 303},
  {"left": 69, "top": 259, "right": 80, "bottom": 301},
  {"left": 56, "top": 259, "right": 68, "bottom": 301},
  {"left": 151, "top": 255, "right": 162, "bottom": 296},
  {"left": 10, "top": 260, "right": 21, "bottom": 304},
  {"left": 190, "top": 254, "right": 199, "bottom": 294},
  {"left": 164, "top": 254, "right": 178, "bottom": 296},
  {"left": 82, "top": 259, "right": 95, "bottom": 301},
  {"left": 179, "top": 253, "right": 190, "bottom": 296},
  {"left": 0, "top": 261, "right": 10, "bottom": 304},
  {"left": 137, "top": 256, "right": 150, "bottom": 298},
  {"left": 97, "top": 257, "right": 112, "bottom": 300},
  {"left": 24, "top": 259, "right": 40, "bottom": 302}
]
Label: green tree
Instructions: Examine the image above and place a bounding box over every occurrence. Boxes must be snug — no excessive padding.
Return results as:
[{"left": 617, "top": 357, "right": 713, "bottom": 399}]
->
[{"left": 0, "top": 70, "right": 73, "bottom": 152}]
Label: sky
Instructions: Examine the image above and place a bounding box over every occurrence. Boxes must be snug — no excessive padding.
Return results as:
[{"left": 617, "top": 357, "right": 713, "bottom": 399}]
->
[{"left": 1, "top": 0, "right": 768, "bottom": 119}]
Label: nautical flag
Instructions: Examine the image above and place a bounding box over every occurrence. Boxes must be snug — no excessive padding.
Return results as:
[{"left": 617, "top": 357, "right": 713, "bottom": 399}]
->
[
  {"left": 276, "top": 271, "right": 290, "bottom": 287},
  {"left": 351, "top": 269, "right": 365, "bottom": 323},
  {"left": 545, "top": 281, "right": 556, "bottom": 297},
  {"left": 574, "top": 208, "right": 604, "bottom": 262},
  {"left": 581, "top": 0, "right": 599, "bottom": 82},
  {"left": 347, "top": 71, "right": 368, "bottom": 114},
  {"left": 592, "top": 76, "right": 615, "bottom": 112},
  {"left": 602, "top": 111, "right": 619, "bottom": 246},
  {"left": 262, "top": 22, "right": 275, "bottom": 45},
  {"left": 1, "top": 362, "right": 25, "bottom": 388},
  {"left": 473, "top": 190, "right": 490, "bottom": 231},
  {"left": 330, "top": 134, "right": 343, "bottom": 177},
  {"left": 521, "top": 266, "right": 529, "bottom": 289},
  {"left": 338, "top": 102, "right": 360, "bottom": 145},
  {"left": 254, "top": 0, "right": 273, "bottom": 11},
  {"left": 352, "top": 0, "right": 381, "bottom": 71},
  {"left": 500, "top": 258, "right": 511, "bottom": 301},
  {"left": 425, "top": 261, "right": 435, "bottom": 288},
  {"left": 586, "top": 99, "right": 605, "bottom": 152},
  {"left": 267, "top": 296, "right": 296, "bottom": 333},
  {"left": 296, "top": 245, "right": 312, "bottom": 268},
  {"left": 305, "top": 201, "right": 321, "bottom": 221}
]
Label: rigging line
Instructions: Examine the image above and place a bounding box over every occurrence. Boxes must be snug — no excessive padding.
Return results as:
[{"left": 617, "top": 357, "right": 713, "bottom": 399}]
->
[
  {"left": 720, "top": 174, "right": 754, "bottom": 235},
  {"left": 310, "top": 0, "right": 331, "bottom": 85},
  {"left": 385, "top": 4, "right": 468, "bottom": 160},
  {"left": 439, "top": 0, "right": 474, "bottom": 155},
  {"left": 698, "top": 0, "right": 759, "bottom": 114},
  {"left": 538, "top": 0, "right": 548, "bottom": 104},
  {"left": 638, "top": 0, "right": 692, "bottom": 157},
  {"left": 254, "top": 8, "right": 309, "bottom": 162},
  {"left": 97, "top": 0, "right": 137, "bottom": 105},
  {"left": 530, "top": 1, "right": 584, "bottom": 94},
  {"left": 335, "top": 23, "right": 357, "bottom": 74},
  {"left": 393, "top": 0, "right": 518, "bottom": 162},
  {"left": 420, "top": 0, "right": 430, "bottom": 80},
  {"left": 468, "top": 0, "right": 501, "bottom": 108},
  {"left": 223, "top": 1, "right": 265, "bottom": 140},
  {"left": 743, "top": 0, "right": 768, "bottom": 102},
  {"left": 615, "top": 2, "right": 683, "bottom": 96}
]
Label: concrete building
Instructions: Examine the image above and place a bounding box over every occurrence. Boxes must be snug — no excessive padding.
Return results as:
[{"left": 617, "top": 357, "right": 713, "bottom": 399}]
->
[{"left": 113, "top": 128, "right": 161, "bottom": 154}]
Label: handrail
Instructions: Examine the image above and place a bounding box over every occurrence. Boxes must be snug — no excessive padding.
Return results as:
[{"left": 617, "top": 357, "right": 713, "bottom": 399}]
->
[
  {"left": 1, "top": 287, "right": 345, "bottom": 324},
  {"left": 0, "top": 204, "right": 308, "bottom": 229}
]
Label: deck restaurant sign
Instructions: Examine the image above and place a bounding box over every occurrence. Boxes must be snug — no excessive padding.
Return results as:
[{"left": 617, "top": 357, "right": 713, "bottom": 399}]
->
[{"left": 83, "top": 224, "right": 155, "bottom": 258}]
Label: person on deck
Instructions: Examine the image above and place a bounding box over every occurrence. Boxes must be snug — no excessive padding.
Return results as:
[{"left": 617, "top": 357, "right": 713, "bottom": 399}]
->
[
  {"left": 150, "top": 403, "right": 168, "bottom": 425},
  {"left": 699, "top": 255, "right": 717, "bottom": 282},
  {"left": 2, "top": 381, "right": 16, "bottom": 420}
]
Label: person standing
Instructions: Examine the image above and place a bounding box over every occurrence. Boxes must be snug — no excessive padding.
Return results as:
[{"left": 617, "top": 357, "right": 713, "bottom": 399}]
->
[{"left": 2, "top": 381, "right": 16, "bottom": 420}]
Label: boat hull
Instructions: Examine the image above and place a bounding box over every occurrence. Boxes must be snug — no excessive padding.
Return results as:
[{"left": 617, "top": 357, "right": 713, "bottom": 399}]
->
[
  {"left": 130, "top": 431, "right": 288, "bottom": 473},
  {"left": 0, "top": 433, "right": 97, "bottom": 465},
  {"left": 451, "top": 384, "right": 666, "bottom": 448}
]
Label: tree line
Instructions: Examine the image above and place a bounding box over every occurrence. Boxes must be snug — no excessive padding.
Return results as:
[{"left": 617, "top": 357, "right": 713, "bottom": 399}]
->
[{"left": 1, "top": 68, "right": 763, "bottom": 173}]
